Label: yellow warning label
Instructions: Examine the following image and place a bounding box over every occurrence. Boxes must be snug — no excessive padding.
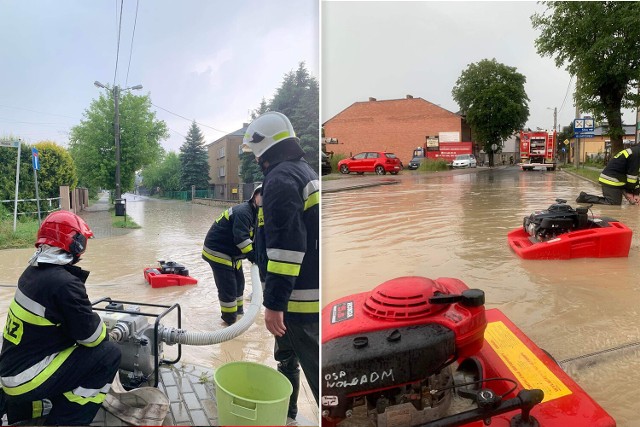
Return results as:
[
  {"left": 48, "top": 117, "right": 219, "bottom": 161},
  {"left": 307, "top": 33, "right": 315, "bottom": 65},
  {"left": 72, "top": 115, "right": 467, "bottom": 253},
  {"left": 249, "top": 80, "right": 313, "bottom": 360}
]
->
[{"left": 485, "top": 321, "right": 572, "bottom": 403}]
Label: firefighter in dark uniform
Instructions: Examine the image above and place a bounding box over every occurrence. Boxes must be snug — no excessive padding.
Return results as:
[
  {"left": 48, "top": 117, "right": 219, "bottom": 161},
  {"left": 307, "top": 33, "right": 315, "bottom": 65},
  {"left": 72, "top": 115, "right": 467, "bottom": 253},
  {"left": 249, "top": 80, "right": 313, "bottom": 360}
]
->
[
  {"left": 0, "top": 210, "right": 121, "bottom": 425},
  {"left": 202, "top": 186, "right": 260, "bottom": 325},
  {"left": 576, "top": 145, "right": 640, "bottom": 205},
  {"left": 242, "top": 111, "right": 319, "bottom": 421}
]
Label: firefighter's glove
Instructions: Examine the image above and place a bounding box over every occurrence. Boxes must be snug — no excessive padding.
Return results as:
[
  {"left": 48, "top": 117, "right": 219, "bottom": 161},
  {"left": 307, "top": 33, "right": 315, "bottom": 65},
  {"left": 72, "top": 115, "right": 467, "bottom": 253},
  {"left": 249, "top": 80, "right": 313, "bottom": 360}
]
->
[{"left": 246, "top": 250, "right": 256, "bottom": 264}]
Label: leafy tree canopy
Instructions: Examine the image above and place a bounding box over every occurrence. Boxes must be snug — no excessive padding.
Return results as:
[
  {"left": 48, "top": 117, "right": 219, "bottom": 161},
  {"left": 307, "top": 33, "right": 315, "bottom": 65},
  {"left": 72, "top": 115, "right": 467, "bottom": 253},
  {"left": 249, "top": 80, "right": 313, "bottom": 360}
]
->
[
  {"left": 34, "top": 141, "right": 78, "bottom": 198},
  {"left": 452, "top": 58, "right": 529, "bottom": 165},
  {"left": 179, "top": 121, "right": 210, "bottom": 190},
  {"left": 532, "top": 1, "right": 640, "bottom": 153},
  {"left": 68, "top": 90, "right": 168, "bottom": 194},
  {"left": 240, "top": 62, "right": 319, "bottom": 183},
  {"left": 141, "top": 151, "right": 182, "bottom": 194}
]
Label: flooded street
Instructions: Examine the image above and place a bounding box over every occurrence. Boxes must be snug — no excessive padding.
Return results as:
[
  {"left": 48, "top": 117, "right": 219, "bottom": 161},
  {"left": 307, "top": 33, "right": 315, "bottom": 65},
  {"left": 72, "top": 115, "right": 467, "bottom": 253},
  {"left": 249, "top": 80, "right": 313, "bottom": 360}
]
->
[
  {"left": 322, "top": 167, "right": 640, "bottom": 426},
  {"left": 0, "top": 195, "right": 318, "bottom": 424}
]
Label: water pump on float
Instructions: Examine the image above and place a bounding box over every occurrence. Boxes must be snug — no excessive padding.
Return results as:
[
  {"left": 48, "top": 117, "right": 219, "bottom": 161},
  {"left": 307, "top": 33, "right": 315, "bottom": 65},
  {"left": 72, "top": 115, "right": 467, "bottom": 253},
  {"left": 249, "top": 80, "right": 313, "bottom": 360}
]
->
[{"left": 93, "top": 265, "right": 263, "bottom": 389}]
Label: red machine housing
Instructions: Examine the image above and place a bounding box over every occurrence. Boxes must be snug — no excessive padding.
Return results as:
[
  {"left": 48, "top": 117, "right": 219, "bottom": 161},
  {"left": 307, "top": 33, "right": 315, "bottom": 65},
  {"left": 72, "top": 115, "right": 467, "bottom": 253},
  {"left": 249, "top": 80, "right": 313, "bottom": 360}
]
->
[
  {"left": 322, "top": 277, "right": 486, "bottom": 422},
  {"left": 507, "top": 219, "right": 632, "bottom": 260},
  {"left": 463, "top": 309, "right": 615, "bottom": 427},
  {"left": 322, "top": 277, "right": 616, "bottom": 427},
  {"left": 143, "top": 268, "right": 198, "bottom": 288}
]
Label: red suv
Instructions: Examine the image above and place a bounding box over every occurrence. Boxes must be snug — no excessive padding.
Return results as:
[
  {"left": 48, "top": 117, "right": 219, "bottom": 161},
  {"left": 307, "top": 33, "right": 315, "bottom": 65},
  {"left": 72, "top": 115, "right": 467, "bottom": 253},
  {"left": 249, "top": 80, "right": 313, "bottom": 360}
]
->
[{"left": 338, "top": 151, "right": 402, "bottom": 175}]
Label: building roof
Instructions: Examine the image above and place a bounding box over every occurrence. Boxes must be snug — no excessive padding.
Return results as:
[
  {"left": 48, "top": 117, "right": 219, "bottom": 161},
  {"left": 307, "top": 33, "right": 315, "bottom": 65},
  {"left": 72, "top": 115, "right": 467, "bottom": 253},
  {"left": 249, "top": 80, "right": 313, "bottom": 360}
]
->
[
  {"left": 592, "top": 124, "right": 635, "bottom": 136},
  {"left": 323, "top": 95, "right": 463, "bottom": 125},
  {"left": 207, "top": 124, "right": 249, "bottom": 146}
]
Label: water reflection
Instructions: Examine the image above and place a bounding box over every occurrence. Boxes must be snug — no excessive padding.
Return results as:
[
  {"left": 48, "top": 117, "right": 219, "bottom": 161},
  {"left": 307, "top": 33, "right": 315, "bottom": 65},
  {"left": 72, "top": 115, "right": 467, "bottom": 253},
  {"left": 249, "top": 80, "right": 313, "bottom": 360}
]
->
[{"left": 322, "top": 168, "right": 640, "bottom": 425}]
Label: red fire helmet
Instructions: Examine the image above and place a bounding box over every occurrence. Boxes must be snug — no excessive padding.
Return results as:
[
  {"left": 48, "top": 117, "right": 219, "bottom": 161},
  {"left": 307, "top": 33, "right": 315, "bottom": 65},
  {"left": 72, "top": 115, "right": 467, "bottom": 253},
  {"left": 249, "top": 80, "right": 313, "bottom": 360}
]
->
[{"left": 35, "top": 210, "right": 94, "bottom": 256}]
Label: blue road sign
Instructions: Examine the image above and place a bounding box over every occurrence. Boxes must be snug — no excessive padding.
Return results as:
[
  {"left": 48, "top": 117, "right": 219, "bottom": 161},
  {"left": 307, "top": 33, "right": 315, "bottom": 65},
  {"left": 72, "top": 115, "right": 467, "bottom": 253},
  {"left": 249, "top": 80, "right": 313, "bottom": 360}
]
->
[
  {"left": 575, "top": 133, "right": 594, "bottom": 138},
  {"left": 574, "top": 117, "right": 594, "bottom": 132},
  {"left": 31, "top": 147, "right": 40, "bottom": 171}
]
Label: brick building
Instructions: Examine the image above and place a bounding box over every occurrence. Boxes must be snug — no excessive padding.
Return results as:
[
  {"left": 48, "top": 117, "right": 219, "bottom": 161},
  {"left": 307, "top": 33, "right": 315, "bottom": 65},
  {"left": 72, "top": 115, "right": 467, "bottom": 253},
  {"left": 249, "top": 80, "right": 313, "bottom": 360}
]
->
[
  {"left": 322, "top": 95, "right": 473, "bottom": 163},
  {"left": 206, "top": 123, "right": 247, "bottom": 200}
]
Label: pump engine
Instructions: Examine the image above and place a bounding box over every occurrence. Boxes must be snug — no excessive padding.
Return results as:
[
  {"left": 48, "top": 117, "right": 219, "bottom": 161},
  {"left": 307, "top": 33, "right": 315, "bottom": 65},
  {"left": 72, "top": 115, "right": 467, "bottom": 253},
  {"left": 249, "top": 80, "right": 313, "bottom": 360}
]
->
[
  {"left": 322, "top": 276, "right": 490, "bottom": 426},
  {"left": 523, "top": 199, "right": 590, "bottom": 241},
  {"left": 93, "top": 298, "right": 183, "bottom": 389}
]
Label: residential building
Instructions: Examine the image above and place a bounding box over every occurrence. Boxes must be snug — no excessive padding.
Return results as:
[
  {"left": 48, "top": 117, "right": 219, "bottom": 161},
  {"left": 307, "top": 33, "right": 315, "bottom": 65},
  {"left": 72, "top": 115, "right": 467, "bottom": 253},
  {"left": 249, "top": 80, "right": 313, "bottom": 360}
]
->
[
  {"left": 322, "top": 95, "right": 473, "bottom": 163},
  {"left": 571, "top": 124, "right": 636, "bottom": 163},
  {"left": 206, "top": 123, "right": 248, "bottom": 200}
]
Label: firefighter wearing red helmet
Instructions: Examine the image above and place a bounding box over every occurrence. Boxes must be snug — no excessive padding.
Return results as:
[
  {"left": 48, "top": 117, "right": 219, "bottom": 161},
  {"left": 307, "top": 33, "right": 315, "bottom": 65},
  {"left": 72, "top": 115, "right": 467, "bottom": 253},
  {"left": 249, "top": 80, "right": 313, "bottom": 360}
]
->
[{"left": 0, "top": 210, "right": 121, "bottom": 425}]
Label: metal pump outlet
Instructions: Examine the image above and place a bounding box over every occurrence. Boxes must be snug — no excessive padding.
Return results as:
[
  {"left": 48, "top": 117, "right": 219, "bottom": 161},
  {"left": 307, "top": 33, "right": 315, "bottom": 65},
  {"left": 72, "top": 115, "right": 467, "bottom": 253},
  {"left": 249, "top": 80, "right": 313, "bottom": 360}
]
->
[{"left": 93, "top": 265, "right": 263, "bottom": 389}]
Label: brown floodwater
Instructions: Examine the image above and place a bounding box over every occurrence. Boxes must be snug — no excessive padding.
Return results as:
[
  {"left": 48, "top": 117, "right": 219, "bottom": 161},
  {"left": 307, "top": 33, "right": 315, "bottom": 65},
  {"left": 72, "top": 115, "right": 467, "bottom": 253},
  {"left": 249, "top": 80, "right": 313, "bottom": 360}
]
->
[
  {"left": 322, "top": 167, "right": 640, "bottom": 426},
  {"left": 0, "top": 194, "right": 318, "bottom": 424}
]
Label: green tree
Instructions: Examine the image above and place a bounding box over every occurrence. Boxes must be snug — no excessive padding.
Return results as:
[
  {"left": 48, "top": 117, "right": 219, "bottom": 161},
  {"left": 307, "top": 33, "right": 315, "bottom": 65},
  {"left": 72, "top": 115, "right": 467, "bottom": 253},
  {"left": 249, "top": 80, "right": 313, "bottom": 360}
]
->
[
  {"left": 34, "top": 141, "right": 78, "bottom": 198},
  {"left": 452, "top": 58, "right": 529, "bottom": 167},
  {"left": 141, "top": 151, "right": 182, "bottom": 194},
  {"left": 532, "top": 1, "right": 640, "bottom": 154},
  {"left": 270, "top": 62, "right": 320, "bottom": 171},
  {"left": 179, "top": 122, "right": 210, "bottom": 190},
  {"left": 240, "top": 63, "right": 320, "bottom": 183},
  {"left": 240, "top": 99, "right": 269, "bottom": 184},
  {"left": 69, "top": 90, "right": 168, "bottom": 194}
]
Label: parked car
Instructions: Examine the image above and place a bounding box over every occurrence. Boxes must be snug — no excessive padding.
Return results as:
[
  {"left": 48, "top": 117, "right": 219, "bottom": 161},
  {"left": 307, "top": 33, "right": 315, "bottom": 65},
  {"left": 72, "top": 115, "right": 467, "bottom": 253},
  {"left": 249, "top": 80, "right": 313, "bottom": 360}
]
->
[
  {"left": 407, "top": 155, "right": 424, "bottom": 170},
  {"left": 321, "top": 151, "right": 332, "bottom": 175},
  {"left": 338, "top": 151, "right": 402, "bottom": 175},
  {"left": 452, "top": 154, "right": 477, "bottom": 169}
]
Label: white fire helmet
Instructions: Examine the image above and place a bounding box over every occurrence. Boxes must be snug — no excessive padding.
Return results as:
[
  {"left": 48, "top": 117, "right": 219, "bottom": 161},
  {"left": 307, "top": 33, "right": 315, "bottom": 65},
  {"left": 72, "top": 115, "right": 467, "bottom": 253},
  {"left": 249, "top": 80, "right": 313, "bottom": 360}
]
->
[{"left": 242, "top": 111, "right": 297, "bottom": 158}]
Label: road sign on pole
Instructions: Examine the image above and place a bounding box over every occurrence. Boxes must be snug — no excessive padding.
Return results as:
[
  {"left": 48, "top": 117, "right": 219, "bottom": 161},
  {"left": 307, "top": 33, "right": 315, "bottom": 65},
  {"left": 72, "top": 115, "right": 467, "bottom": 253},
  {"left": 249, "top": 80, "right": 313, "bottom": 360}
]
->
[{"left": 31, "top": 147, "right": 40, "bottom": 171}]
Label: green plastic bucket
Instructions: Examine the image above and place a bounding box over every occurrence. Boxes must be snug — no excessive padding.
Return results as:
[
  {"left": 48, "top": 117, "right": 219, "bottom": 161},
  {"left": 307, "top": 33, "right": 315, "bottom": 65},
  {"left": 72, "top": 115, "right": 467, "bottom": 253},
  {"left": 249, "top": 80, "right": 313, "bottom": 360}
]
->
[{"left": 214, "top": 361, "right": 293, "bottom": 426}]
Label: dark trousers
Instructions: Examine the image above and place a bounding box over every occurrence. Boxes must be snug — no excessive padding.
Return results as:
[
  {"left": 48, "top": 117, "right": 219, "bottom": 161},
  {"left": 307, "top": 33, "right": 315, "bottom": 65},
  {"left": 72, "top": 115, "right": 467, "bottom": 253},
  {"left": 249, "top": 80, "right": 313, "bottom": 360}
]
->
[
  {"left": 6, "top": 341, "right": 121, "bottom": 425},
  {"left": 274, "top": 319, "right": 319, "bottom": 419},
  {"left": 206, "top": 259, "right": 245, "bottom": 324},
  {"left": 579, "top": 185, "right": 624, "bottom": 205}
]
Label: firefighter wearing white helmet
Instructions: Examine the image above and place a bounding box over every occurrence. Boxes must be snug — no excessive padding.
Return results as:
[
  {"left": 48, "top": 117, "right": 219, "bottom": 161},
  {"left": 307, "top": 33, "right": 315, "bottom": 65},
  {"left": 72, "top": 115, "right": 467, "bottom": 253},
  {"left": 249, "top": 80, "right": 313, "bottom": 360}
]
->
[{"left": 243, "top": 111, "right": 319, "bottom": 420}]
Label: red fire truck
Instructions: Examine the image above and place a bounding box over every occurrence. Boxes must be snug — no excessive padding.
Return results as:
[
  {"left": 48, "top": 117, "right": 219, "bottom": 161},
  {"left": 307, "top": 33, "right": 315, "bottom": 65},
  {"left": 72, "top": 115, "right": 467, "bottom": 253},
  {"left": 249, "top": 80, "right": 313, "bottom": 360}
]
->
[{"left": 519, "top": 130, "right": 557, "bottom": 171}]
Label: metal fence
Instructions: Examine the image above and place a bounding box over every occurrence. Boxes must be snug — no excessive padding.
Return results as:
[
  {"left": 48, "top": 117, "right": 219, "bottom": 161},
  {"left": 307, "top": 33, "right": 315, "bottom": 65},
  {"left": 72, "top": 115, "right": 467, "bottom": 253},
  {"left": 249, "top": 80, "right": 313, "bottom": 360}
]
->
[
  {"left": 0, "top": 197, "right": 61, "bottom": 218},
  {"left": 162, "top": 189, "right": 218, "bottom": 201}
]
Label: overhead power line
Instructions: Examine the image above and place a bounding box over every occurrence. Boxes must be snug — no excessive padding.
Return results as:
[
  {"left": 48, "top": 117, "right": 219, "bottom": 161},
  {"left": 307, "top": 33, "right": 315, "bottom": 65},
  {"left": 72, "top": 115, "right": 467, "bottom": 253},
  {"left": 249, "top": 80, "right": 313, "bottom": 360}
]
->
[
  {"left": 113, "top": 0, "right": 124, "bottom": 87},
  {"left": 151, "top": 102, "right": 230, "bottom": 134},
  {"left": 125, "top": 0, "right": 140, "bottom": 88}
]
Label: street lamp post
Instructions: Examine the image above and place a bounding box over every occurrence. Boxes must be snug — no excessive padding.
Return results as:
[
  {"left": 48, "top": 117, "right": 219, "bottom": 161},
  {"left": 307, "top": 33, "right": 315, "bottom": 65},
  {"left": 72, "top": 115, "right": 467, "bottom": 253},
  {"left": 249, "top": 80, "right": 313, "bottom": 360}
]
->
[{"left": 94, "top": 81, "right": 143, "bottom": 202}]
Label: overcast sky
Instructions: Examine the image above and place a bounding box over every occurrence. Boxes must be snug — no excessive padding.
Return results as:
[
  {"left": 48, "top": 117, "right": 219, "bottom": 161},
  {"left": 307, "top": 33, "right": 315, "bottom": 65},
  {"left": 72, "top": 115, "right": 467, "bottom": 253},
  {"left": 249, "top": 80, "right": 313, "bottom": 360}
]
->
[
  {"left": 322, "top": 1, "right": 637, "bottom": 133},
  {"left": 0, "top": 0, "right": 318, "bottom": 153}
]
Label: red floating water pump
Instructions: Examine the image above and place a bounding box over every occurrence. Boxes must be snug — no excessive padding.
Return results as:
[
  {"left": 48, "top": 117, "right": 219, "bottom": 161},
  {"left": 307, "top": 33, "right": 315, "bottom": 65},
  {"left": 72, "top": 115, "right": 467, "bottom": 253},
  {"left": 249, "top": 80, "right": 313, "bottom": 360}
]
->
[{"left": 321, "top": 276, "right": 616, "bottom": 427}]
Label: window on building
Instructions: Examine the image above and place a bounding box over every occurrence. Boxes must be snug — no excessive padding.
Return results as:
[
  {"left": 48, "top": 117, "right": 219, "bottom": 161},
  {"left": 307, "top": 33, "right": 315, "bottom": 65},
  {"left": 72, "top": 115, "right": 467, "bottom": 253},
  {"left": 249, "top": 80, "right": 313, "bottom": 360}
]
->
[
  {"left": 238, "top": 165, "right": 242, "bottom": 176},
  {"left": 219, "top": 166, "right": 226, "bottom": 177},
  {"left": 218, "top": 147, "right": 226, "bottom": 159}
]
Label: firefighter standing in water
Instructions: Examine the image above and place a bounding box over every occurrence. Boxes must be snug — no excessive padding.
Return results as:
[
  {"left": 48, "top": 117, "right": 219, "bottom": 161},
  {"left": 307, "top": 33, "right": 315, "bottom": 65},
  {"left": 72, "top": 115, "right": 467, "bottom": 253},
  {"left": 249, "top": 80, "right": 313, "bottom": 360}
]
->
[
  {"left": 0, "top": 210, "right": 121, "bottom": 425},
  {"left": 242, "top": 111, "right": 320, "bottom": 421},
  {"left": 202, "top": 186, "right": 261, "bottom": 325}
]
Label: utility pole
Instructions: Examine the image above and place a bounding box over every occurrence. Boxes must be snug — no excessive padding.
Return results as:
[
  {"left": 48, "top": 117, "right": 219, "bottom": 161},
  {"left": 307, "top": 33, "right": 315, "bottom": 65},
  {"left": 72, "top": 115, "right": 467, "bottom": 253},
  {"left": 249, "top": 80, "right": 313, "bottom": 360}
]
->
[
  {"left": 114, "top": 85, "right": 121, "bottom": 201},
  {"left": 94, "top": 81, "right": 142, "bottom": 210},
  {"left": 553, "top": 107, "right": 557, "bottom": 132}
]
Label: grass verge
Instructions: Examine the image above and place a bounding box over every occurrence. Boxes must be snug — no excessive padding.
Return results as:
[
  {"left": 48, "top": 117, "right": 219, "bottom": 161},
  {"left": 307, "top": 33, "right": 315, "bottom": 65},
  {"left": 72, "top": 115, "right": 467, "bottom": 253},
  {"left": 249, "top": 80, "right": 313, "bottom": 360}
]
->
[
  {"left": 560, "top": 165, "right": 600, "bottom": 183},
  {"left": 0, "top": 218, "right": 39, "bottom": 250},
  {"left": 111, "top": 209, "right": 141, "bottom": 229}
]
